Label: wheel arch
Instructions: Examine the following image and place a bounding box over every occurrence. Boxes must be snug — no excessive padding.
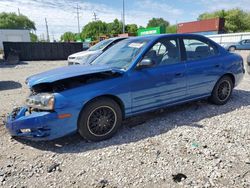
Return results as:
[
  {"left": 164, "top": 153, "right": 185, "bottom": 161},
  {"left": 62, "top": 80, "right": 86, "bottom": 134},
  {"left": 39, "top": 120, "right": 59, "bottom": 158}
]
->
[
  {"left": 78, "top": 94, "right": 125, "bottom": 122},
  {"left": 221, "top": 73, "right": 235, "bottom": 87},
  {"left": 228, "top": 45, "right": 236, "bottom": 51}
]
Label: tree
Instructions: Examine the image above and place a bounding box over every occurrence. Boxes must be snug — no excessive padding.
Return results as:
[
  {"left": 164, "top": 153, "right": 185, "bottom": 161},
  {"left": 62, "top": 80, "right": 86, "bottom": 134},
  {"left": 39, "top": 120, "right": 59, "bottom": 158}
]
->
[
  {"left": 0, "top": 12, "right": 36, "bottom": 30},
  {"left": 79, "top": 19, "right": 139, "bottom": 40},
  {"left": 30, "top": 33, "right": 38, "bottom": 42},
  {"left": 147, "top": 18, "right": 169, "bottom": 28},
  {"left": 125, "top": 24, "right": 138, "bottom": 35},
  {"left": 60, "top": 32, "right": 76, "bottom": 42},
  {"left": 81, "top": 21, "right": 108, "bottom": 40},
  {"left": 198, "top": 8, "right": 250, "bottom": 33},
  {"left": 107, "top": 19, "right": 123, "bottom": 36},
  {"left": 166, "top": 25, "right": 177, "bottom": 33}
]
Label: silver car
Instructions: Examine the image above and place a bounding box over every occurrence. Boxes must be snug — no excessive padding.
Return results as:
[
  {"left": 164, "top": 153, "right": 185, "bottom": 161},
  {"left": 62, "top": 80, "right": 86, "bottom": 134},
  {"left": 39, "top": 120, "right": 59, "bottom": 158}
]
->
[{"left": 68, "top": 37, "right": 126, "bottom": 65}]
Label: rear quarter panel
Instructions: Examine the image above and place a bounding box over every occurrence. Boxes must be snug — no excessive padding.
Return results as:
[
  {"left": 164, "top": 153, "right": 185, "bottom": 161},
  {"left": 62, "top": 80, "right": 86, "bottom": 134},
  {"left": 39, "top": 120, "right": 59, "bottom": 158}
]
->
[{"left": 221, "top": 52, "right": 244, "bottom": 86}]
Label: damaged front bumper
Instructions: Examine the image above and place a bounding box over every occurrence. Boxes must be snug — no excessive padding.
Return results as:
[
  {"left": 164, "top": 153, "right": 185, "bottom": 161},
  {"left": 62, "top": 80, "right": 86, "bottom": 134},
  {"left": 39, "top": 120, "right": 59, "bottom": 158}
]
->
[{"left": 5, "top": 107, "right": 76, "bottom": 141}]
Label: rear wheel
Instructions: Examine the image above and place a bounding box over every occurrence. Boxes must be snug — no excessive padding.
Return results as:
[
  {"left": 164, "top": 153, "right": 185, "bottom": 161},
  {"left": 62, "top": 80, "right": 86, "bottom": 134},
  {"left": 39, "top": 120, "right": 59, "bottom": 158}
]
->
[
  {"left": 209, "top": 76, "right": 233, "bottom": 105},
  {"left": 229, "top": 46, "right": 236, "bottom": 52},
  {"left": 78, "top": 97, "right": 122, "bottom": 141}
]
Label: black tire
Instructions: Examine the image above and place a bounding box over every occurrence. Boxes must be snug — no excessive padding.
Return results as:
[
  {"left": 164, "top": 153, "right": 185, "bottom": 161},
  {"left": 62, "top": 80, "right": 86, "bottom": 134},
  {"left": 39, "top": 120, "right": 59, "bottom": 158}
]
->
[
  {"left": 229, "top": 46, "right": 236, "bottom": 52},
  {"left": 209, "top": 76, "right": 233, "bottom": 105},
  {"left": 78, "top": 97, "right": 122, "bottom": 142}
]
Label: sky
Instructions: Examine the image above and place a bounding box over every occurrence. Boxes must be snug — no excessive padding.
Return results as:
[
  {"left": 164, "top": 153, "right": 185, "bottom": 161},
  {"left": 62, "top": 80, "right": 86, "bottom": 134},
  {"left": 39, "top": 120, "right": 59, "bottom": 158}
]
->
[{"left": 0, "top": 0, "right": 249, "bottom": 40}]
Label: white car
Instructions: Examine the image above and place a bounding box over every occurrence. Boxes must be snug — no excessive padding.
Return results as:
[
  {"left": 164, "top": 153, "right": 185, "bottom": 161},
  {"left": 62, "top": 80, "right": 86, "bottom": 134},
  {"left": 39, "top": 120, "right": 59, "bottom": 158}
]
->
[{"left": 68, "top": 37, "right": 126, "bottom": 65}]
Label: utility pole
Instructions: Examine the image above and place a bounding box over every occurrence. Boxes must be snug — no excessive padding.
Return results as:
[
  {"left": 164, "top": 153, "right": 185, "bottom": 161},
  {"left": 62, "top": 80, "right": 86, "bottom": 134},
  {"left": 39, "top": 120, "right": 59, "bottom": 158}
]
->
[
  {"left": 93, "top": 12, "right": 98, "bottom": 21},
  {"left": 45, "top": 18, "right": 50, "bottom": 42},
  {"left": 93, "top": 12, "right": 100, "bottom": 38},
  {"left": 76, "top": 4, "right": 80, "bottom": 34},
  {"left": 122, "top": 0, "right": 125, "bottom": 33},
  {"left": 51, "top": 31, "right": 55, "bottom": 42}
]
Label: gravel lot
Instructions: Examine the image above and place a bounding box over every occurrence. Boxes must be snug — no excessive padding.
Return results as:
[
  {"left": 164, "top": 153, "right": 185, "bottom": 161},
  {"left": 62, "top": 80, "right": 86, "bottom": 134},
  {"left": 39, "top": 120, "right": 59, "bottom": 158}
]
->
[{"left": 0, "top": 53, "right": 249, "bottom": 188}]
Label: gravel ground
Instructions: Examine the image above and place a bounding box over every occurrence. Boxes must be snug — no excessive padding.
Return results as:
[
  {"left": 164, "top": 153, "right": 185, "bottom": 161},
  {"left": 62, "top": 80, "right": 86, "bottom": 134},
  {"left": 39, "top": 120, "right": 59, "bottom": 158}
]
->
[{"left": 0, "top": 53, "right": 249, "bottom": 188}]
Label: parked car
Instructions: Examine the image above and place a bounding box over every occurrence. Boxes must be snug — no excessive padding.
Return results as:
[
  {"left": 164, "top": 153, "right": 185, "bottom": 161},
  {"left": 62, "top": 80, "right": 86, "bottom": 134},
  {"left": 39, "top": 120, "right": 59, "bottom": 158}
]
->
[
  {"left": 5, "top": 34, "right": 245, "bottom": 141},
  {"left": 68, "top": 37, "right": 126, "bottom": 65},
  {"left": 222, "top": 39, "right": 250, "bottom": 51},
  {"left": 247, "top": 54, "right": 250, "bottom": 74}
]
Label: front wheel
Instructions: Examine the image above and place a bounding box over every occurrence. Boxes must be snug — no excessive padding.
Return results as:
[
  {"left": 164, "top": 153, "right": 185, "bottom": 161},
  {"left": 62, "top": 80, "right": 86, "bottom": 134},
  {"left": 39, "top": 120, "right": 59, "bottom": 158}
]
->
[
  {"left": 209, "top": 76, "right": 233, "bottom": 105},
  {"left": 78, "top": 97, "right": 122, "bottom": 142}
]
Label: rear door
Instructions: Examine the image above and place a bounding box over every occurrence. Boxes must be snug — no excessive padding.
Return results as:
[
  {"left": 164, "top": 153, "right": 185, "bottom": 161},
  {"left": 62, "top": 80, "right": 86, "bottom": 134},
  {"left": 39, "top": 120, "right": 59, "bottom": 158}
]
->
[{"left": 181, "top": 36, "right": 224, "bottom": 98}]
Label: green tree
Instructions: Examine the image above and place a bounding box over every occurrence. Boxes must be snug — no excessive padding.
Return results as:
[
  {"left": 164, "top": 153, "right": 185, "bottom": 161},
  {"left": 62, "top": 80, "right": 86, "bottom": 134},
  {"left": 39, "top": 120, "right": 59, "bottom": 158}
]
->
[
  {"left": 30, "top": 33, "right": 38, "bottom": 42},
  {"left": 60, "top": 32, "right": 76, "bottom": 42},
  {"left": 81, "top": 21, "right": 108, "bottom": 40},
  {"left": 125, "top": 24, "right": 138, "bottom": 35},
  {"left": 198, "top": 8, "right": 250, "bottom": 33},
  {"left": 107, "top": 19, "right": 123, "bottom": 36},
  {"left": 147, "top": 18, "right": 169, "bottom": 28},
  {"left": 0, "top": 12, "right": 36, "bottom": 30},
  {"left": 166, "top": 25, "right": 177, "bottom": 33}
]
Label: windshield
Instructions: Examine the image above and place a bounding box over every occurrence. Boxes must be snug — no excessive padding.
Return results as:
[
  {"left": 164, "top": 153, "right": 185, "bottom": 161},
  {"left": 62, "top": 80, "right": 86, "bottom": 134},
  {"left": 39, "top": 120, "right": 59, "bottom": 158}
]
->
[
  {"left": 91, "top": 38, "right": 149, "bottom": 70},
  {"left": 89, "top": 39, "right": 114, "bottom": 51}
]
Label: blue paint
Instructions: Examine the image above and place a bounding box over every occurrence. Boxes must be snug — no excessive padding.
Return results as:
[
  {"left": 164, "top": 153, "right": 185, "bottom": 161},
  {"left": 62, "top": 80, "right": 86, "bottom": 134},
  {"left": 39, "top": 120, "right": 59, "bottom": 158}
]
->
[{"left": 5, "top": 34, "right": 245, "bottom": 141}]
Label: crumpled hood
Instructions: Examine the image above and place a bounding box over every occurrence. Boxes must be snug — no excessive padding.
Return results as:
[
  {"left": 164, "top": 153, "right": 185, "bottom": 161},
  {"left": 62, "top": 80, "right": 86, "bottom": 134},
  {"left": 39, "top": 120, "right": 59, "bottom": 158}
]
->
[{"left": 26, "top": 65, "right": 124, "bottom": 88}]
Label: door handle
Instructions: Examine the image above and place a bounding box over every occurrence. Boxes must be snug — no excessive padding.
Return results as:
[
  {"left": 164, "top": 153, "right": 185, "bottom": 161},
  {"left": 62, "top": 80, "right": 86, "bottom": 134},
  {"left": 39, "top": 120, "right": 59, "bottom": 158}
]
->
[{"left": 175, "top": 73, "right": 182, "bottom": 77}]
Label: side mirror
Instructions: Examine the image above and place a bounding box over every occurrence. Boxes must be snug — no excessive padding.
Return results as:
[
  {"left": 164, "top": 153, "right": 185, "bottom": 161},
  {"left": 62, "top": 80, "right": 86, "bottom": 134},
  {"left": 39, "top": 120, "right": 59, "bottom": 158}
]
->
[{"left": 137, "top": 58, "right": 154, "bottom": 69}]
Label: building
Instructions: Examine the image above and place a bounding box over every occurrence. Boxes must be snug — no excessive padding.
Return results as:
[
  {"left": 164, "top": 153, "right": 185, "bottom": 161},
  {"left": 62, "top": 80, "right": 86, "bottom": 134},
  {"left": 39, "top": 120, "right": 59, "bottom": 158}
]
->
[
  {"left": 0, "top": 29, "right": 30, "bottom": 50},
  {"left": 177, "top": 18, "right": 225, "bottom": 35}
]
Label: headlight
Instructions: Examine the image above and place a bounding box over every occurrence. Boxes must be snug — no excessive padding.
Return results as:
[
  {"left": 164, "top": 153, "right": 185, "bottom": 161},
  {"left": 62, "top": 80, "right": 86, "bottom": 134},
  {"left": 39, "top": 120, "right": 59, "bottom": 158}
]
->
[{"left": 26, "top": 93, "right": 55, "bottom": 110}]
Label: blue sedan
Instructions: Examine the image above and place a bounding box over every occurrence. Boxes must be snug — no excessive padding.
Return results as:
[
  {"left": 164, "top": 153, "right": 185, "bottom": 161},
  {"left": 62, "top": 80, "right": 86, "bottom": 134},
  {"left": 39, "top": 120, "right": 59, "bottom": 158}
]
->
[
  {"left": 223, "top": 39, "right": 250, "bottom": 51},
  {"left": 6, "top": 34, "right": 245, "bottom": 141}
]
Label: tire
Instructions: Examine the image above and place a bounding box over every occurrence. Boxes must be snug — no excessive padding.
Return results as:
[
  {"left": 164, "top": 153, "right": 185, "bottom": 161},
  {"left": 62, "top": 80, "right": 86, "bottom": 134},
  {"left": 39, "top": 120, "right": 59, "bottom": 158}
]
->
[
  {"left": 247, "top": 55, "right": 250, "bottom": 74},
  {"left": 209, "top": 76, "right": 233, "bottom": 105},
  {"left": 78, "top": 97, "right": 122, "bottom": 142},
  {"left": 229, "top": 46, "right": 236, "bottom": 52}
]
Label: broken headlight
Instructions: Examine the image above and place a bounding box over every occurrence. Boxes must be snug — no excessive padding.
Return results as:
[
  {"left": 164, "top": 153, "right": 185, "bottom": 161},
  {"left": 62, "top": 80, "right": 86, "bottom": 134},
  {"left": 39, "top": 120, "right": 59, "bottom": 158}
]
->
[{"left": 26, "top": 93, "right": 55, "bottom": 110}]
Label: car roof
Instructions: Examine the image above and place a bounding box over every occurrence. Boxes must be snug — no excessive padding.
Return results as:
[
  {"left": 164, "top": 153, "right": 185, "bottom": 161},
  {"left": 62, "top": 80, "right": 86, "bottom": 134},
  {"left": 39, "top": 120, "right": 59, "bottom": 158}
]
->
[
  {"left": 109, "top": 37, "right": 128, "bottom": 41},
  {"left": 132, "top": 33, "right": 209, "bottom": 40},
  {"left": 123, "top": 34, "right": 219, "bottom": 47}
]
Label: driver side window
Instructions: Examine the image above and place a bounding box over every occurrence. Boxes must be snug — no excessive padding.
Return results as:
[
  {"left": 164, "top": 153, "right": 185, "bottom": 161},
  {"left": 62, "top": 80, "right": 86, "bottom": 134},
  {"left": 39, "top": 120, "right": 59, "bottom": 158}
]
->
[{"left": 143, "top": 39, "right": 180, "bottom": 66}]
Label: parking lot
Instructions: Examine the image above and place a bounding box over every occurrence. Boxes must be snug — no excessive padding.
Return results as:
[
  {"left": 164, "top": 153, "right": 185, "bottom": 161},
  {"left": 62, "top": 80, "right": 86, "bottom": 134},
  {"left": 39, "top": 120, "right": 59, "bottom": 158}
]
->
[{"left": 0, "top": 52, "right": 249, "bottom": 187}]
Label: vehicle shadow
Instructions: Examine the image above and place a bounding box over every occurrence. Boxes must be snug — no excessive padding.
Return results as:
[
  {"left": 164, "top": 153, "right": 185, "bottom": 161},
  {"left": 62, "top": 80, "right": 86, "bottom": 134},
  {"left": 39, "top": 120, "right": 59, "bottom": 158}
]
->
[
  {"left": 16, "top": 89, "right": 250, "bottom": 153},
  {"left": 0, "top": 81, "right": 22, "bottom": 91}
]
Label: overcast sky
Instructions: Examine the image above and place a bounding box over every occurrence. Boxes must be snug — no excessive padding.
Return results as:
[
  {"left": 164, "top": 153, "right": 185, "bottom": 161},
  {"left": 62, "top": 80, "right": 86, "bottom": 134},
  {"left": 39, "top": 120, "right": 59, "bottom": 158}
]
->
[{"left": 0, "top": 0, "right": 249, "bottom": 40}]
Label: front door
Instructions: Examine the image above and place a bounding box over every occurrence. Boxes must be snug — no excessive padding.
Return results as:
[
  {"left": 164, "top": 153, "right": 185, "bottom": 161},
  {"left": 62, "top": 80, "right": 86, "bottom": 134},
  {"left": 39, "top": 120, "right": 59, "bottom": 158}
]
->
[{"left": 129, "top": 38, "right": 187, "bottom": 114}]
